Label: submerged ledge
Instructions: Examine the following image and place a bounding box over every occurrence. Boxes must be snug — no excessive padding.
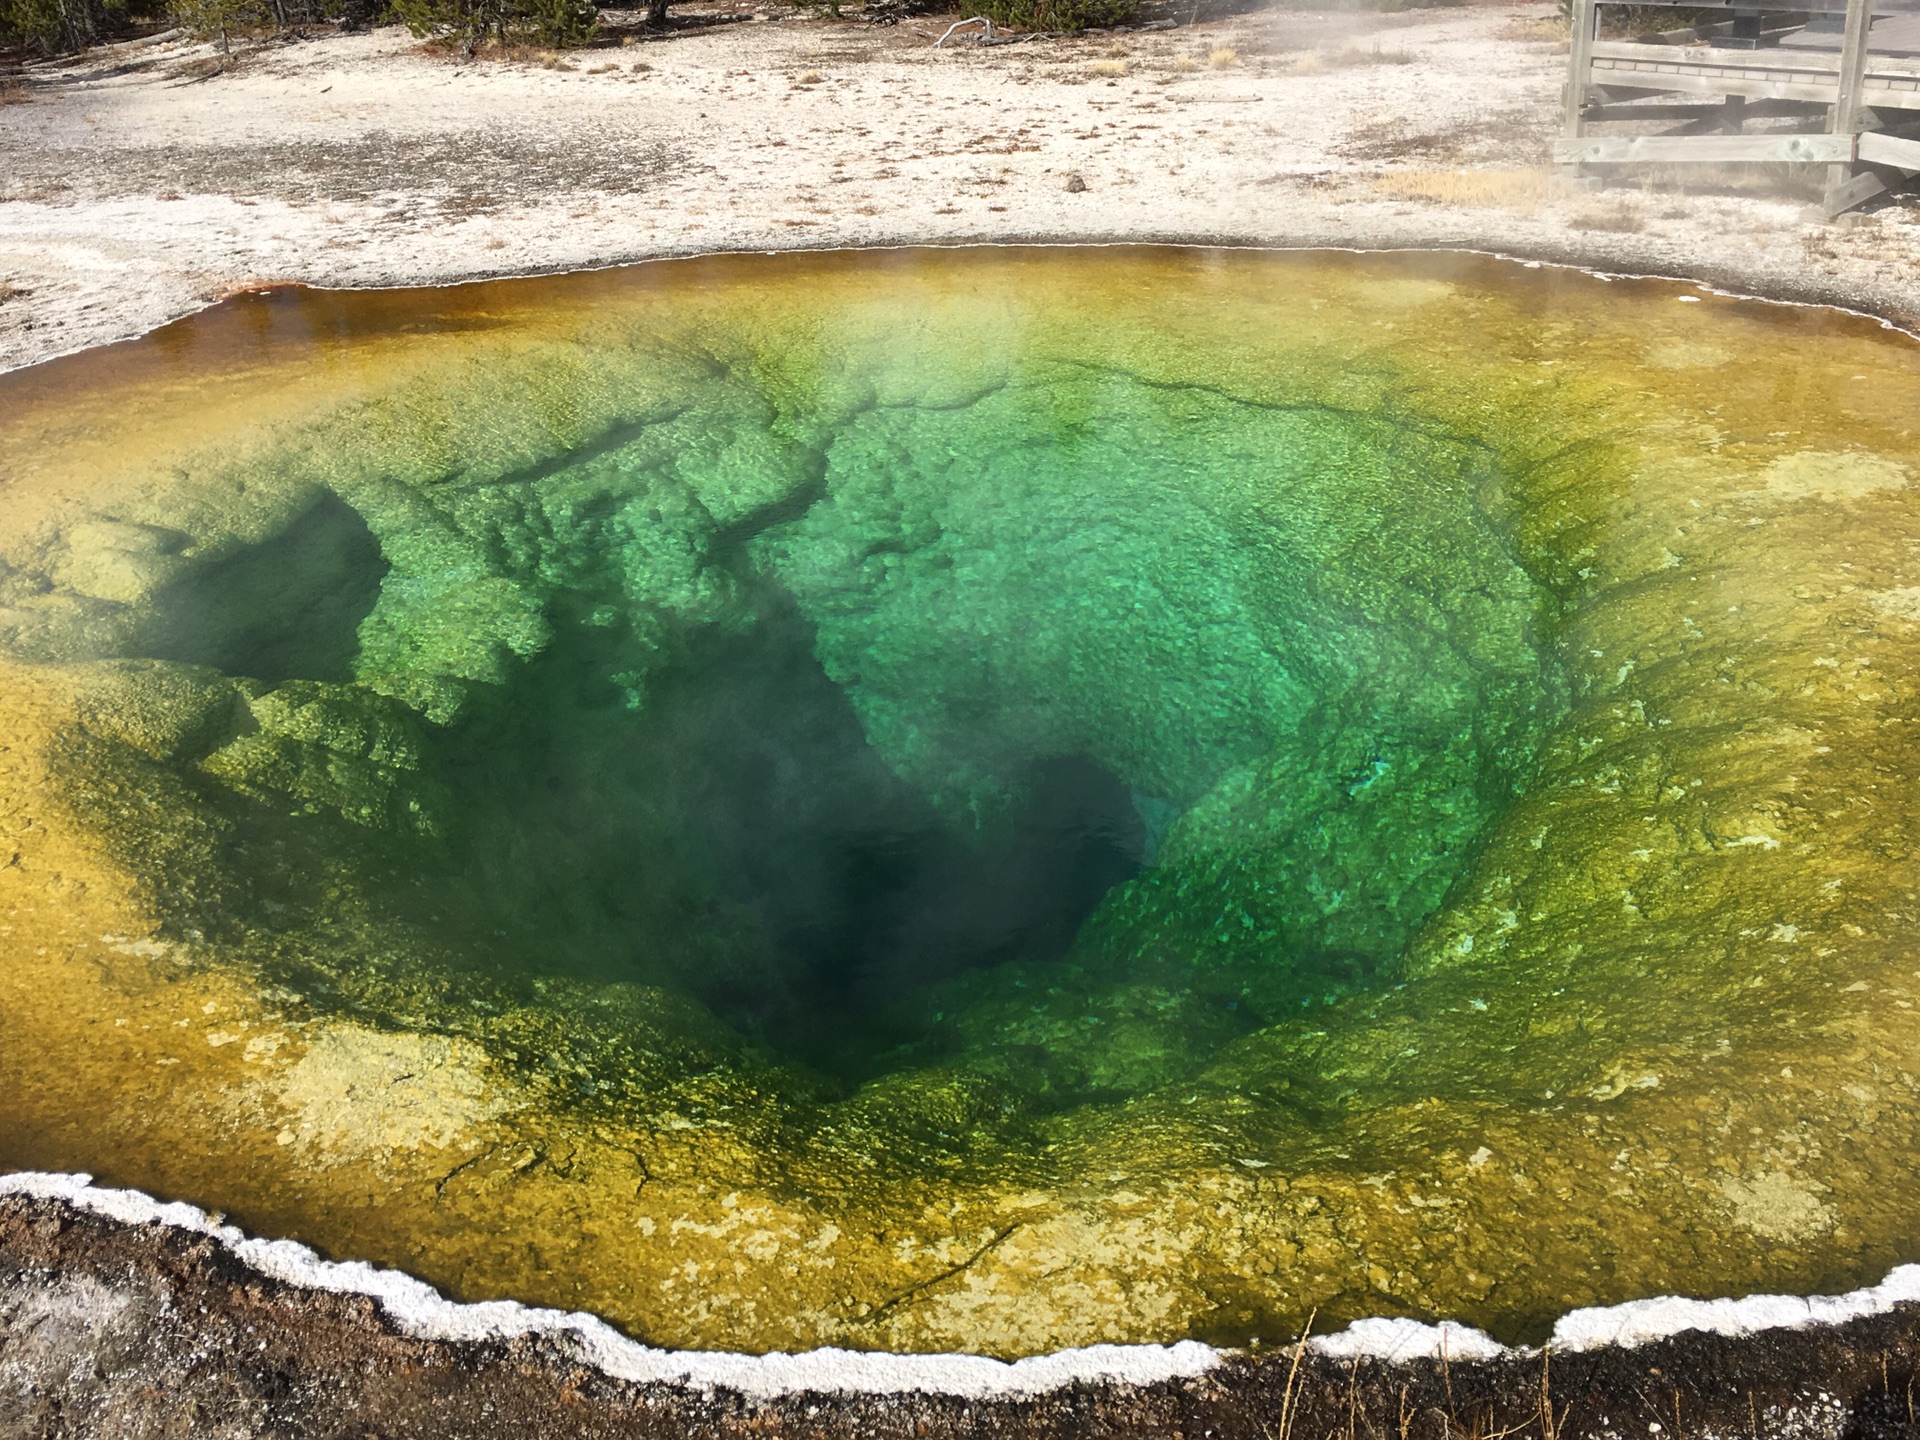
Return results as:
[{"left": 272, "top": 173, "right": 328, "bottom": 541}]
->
[{"left": 7, "top": 1171, "right": 1920, "bottom": 1388}]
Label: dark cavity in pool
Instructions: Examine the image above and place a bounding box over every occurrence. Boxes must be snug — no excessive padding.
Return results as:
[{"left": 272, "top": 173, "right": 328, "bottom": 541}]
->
[{"left": 441, "top": 589, "right": 1148, "bottom": 1079}]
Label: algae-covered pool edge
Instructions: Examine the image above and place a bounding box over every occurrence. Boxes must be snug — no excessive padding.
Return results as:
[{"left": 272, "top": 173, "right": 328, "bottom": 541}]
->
[
  {"left": 3, "top": 245, "right": 1920, "bottom": 1367},
  {"left": 14, "top": 1169, "right": 1920, "bottom": 1388}
]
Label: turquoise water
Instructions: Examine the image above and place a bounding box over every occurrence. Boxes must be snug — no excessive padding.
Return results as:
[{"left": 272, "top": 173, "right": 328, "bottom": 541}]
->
[
  {"left": 12, "top": 248, "right": 1911, "bottom": 1355},
  {"left": 143, "top": 346, "right": 1564, "bottom": 1101}
]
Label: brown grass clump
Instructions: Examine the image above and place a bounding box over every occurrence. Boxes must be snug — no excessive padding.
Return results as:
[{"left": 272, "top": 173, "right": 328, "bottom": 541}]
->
[
  {"left": 1505, "top": 15, "right": 1567, "bottom": 41},
  {"left": 796, "top": 67, "right": 823, "bottom": 83},
  {"left": 0, "top": 76, "right": 29, "bottom": 105},
  {"left": 1330, "top": 41, "right": 1413, "bottom": 66},
  {"left": 475, "top": 43, "right": 575, "bottom": 65},
  {"left": 1292, "top": 51, "right": 1323, "bottom": 74},
  {"left": 1569, "top": 199, "right": 1646, "bottom": 233},
  {"left": 1207, "top": 45, "right": 1238, "bottom": 67},
  {"left": 1090, "top": 57, "right": 1127, "bottom": 75},
  {"left": 1169, "top": 54, "right": 1199, "bottom": 72},
  {"left": 1373, "top": 167, "right": 1553, "bottom": 212}
]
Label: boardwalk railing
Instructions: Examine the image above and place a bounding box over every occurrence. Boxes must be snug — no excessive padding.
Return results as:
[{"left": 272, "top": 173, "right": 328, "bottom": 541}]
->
[{"left": 1554, "top": 0, "right": 1920, "bottom": 214}]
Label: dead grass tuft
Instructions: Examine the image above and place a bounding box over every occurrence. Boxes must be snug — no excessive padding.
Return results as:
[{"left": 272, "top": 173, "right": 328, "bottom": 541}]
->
[
  {"left": 1329, "top": 41, "right": 1413, "bottom": 66},
  {"left": 1569, "top": 200, "right": 1646, "bottom": 233},
  {"left": 0, "top": 75, "right": 28, "bottom": 106},
  {"left": 1090, "top": 57, "right": 1128, "bottom": 75},
  {"left": 1207, "top": 45, "right": 1238, "bottom": 68},
  {"left": 475, "top": 43, "right": 574, "bottom": 67},
  {"left": 796, "top": 67, "right": 824, "bottom": 83},
  {"left": 1505, "top": 15, "right": 1567, "bottom": 41},
  {"left": 1373, "top": 167, "right": 1553, "bottom": 212}
]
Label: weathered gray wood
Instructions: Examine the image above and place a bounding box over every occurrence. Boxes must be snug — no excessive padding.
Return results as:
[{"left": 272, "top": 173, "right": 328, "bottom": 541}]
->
[
  {"left": 1566, "top": 0, "right": 1600, "bottom": 137},
  {"left": 1584, "top": 43, "right": 1920, "bottom": 109},
  {"left": 1560, "top": 0, "right": 1920, "bottom": 200},
  {"left": 1554, "top": 132, "right": 1856, "bottom": 162},
  {"left": 1824, "top": 164, "right": 1901, "bottom": 207},
  {"left": 1590, "top": 39, "right": 1848, "bottom": 73},
  {"left": 1826, "top": 0, "right": 1879, "bottom": 211},
  {"left": 1637, "top": 16, "right": 1816, "bottom": 45},
  {"left": 1858, "top": 126, "right": 1920, "bottom": 159},
  {"left": 1587, "top": 84, "right": 1683, "bottom": 102},
  {"left": 1581, "top": 98, "right": 1822, "bottom": 120},
  {"left": 1778, "top": 12, "right": 1920, "bottom": 55},
  {"left": 1834, "top": 0, "right": 1878, "bottom": 126},
  {"left": 1616, "top": 0, "right": 1920, "bottom": 13},
  {"left": 1586, "top": 68, "right": 1827, "bottom": 104}
]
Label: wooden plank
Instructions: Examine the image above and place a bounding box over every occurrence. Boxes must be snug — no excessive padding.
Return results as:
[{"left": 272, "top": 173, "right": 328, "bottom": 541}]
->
[
  {"left": 1591, "top": 39, "right": 1847, "bottom": 72},
  {"left": 1616, "top": 0, "right": 1920, "bottom": 12},
  {"left": 1588, "top": 63, "right": 1840, "bottom": 103},
  {"left": 1587, "top": 84, "right": 1682, "bottom": 101},
  {"left": 1581, "top": 98, "right": 1823, "bottom": 120},
  {"left": 1587, "top": 39, "right": 1920, "bottom": 81},
  {"left": 1565, "top": 0, "right": 1600, "bottom": 137},
  {"left": 1585, "top": 58, "right": 1920, "bottom": 109},
  {"left": 1825, "top": 164, "right": 1901, "bottom": 207},
  {"left": 1834, "top": 0, "right": 1878, "bottom": 128},
  {"left": 1779, "top": 12, "right": 1920, "bottom": 55},
  {"left": 1859, "top": 126, "right": 1920, "bottom": 161},
  {"left": 1825, "top": 0, "right": 1877, "bottom": 211},
  {"left": 1554, "top": 133, "right": 1856, "bottom": 162}
]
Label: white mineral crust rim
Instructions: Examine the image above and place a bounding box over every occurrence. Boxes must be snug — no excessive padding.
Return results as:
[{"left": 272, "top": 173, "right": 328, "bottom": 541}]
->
[{"left": 5, "top": 1170, "right": 1919, "bottom": 1394}]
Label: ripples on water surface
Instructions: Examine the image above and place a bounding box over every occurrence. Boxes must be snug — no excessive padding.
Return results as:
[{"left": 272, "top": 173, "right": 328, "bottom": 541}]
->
[{"left": 1, "top": 247, "right": 1918, "bottom": 1355}]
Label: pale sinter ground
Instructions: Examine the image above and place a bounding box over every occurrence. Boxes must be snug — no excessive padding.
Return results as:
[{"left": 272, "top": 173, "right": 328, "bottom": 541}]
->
[{"left": 2, "top": 0, "right": 1920, "bottom": 370}]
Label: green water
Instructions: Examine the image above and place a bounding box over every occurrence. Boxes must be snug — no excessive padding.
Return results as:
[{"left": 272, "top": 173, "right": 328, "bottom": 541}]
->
[
  {"left": 148, "top": 345, "right": 1561, "bottom": 1103},
  {"left": 10, "top": 248, "right": 1920, "bottom": 1356}
]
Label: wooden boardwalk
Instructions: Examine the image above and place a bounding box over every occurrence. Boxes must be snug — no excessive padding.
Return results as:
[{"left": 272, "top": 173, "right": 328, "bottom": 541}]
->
[{"left": 1555, "top": 0, "right": 1920, "bottom": 214}]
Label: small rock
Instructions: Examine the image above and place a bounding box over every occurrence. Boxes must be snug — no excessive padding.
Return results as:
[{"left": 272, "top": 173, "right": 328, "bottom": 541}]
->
[{"left": 1065, "top": 174, "right": 1087, "bottom": 194}]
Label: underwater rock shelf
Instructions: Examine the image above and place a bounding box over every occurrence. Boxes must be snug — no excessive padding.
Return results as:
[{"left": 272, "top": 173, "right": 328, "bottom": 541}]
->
[{"left": 1, "top": 246, "right": 1918, "bottom": 1358}]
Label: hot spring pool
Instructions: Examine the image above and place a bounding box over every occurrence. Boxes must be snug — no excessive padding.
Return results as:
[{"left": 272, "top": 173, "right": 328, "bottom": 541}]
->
[{"left": 2, "top": 246, "right": 1918, "bottom": 1357}]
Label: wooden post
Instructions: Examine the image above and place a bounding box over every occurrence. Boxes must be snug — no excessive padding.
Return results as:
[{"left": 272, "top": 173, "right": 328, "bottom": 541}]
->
[
  {"left": 1564, "top": 0, "right": 1599, "bottom": 139},
  {"left": 1825, "top": 0, "right": 1874, "bottom": 212}
]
